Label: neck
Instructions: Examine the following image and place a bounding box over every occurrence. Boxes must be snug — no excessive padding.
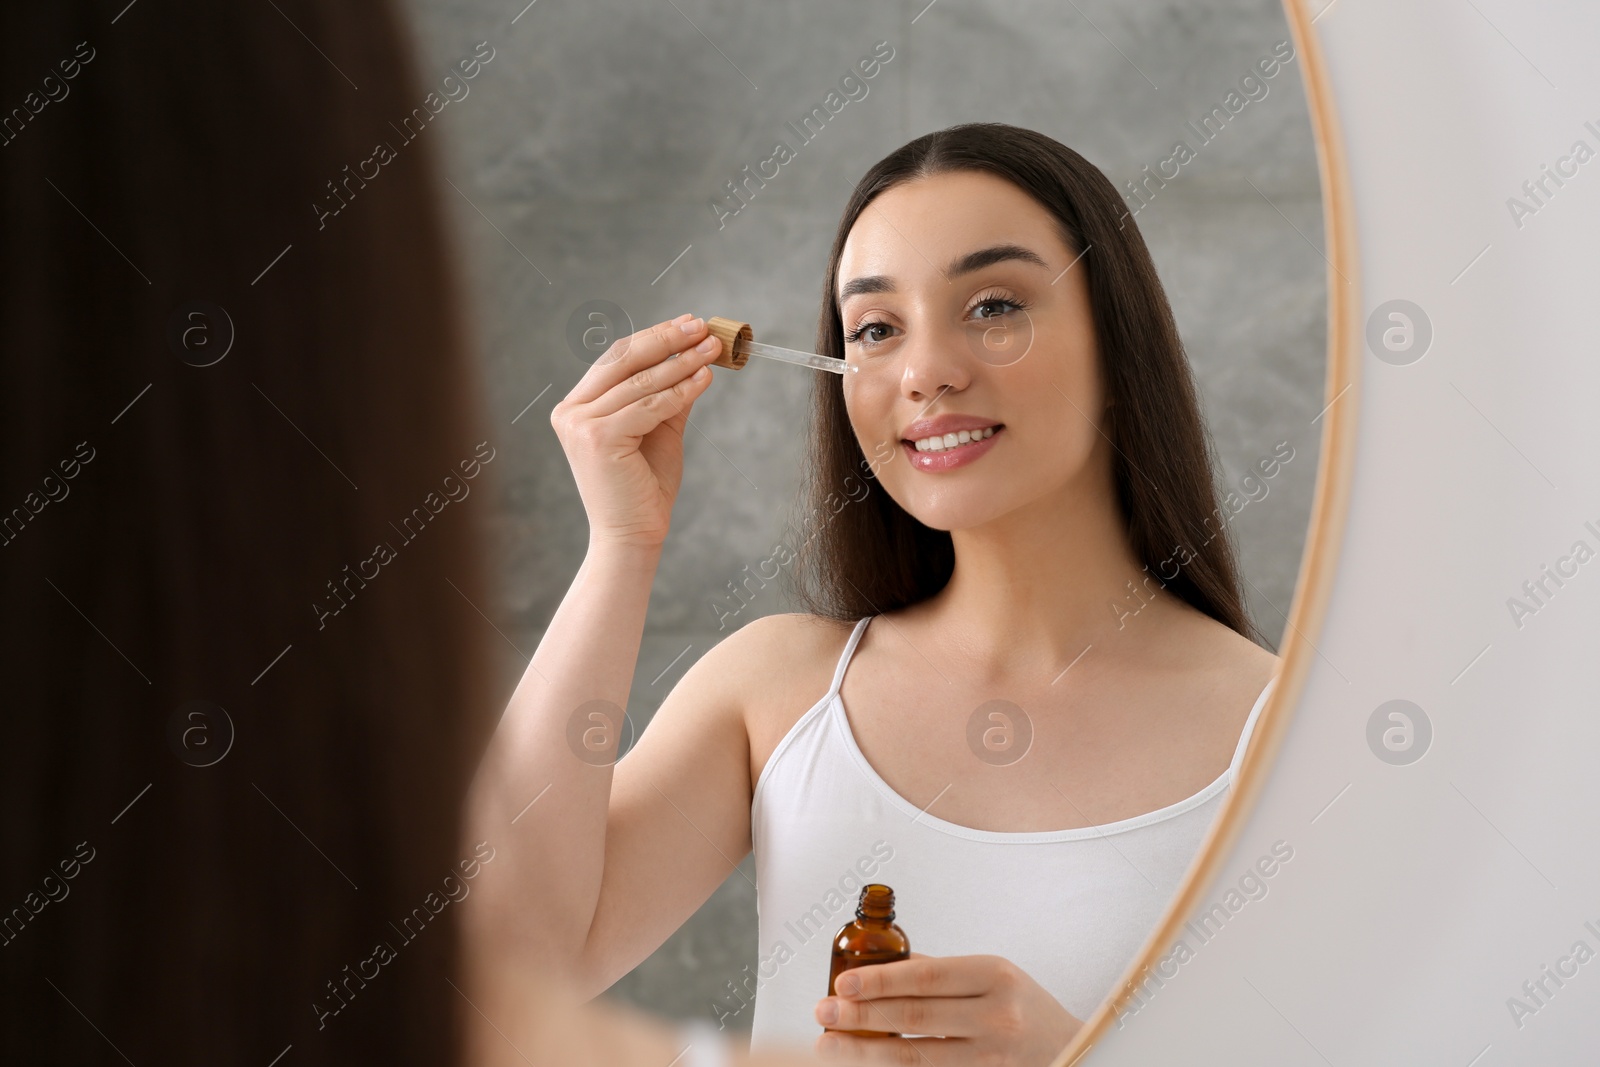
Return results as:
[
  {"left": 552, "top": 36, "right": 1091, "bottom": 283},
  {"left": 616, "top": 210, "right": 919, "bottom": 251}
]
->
[{"left": 922, "top": 452, "right": 1170, "bottom": 678}]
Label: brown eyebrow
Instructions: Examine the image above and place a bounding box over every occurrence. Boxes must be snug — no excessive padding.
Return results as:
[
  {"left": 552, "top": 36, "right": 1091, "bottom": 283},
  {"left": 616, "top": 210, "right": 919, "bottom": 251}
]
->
[{"left": 837, "top": 243, "right": 1050, "bottom": 302}]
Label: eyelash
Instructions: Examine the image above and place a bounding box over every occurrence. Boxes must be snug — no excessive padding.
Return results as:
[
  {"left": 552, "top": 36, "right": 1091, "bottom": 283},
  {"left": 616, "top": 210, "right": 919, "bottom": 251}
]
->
[{"left": 844, "top": 290, "right": 1032, "bottom": 347}]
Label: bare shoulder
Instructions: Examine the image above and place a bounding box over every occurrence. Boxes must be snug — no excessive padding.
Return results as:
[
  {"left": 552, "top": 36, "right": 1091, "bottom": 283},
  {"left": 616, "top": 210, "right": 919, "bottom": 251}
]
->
[
  {"left": 630, "top": 613, "right": 853, "bottom": 789},
  {"left": 1167, "top": 606, "right": 1281, "bottom": 726},
  {"left": 1205, "top": 615, "right": 1280, "bottom": 682},
  {"left": 697, "top": 612, "right": 859, "bottom": 785}
]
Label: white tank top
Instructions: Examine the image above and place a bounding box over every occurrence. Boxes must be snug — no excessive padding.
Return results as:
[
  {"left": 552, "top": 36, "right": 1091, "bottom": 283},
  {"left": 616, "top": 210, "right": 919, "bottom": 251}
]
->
[{"left": 744, "top": 615, "right": 1275, "bottom": 1049}]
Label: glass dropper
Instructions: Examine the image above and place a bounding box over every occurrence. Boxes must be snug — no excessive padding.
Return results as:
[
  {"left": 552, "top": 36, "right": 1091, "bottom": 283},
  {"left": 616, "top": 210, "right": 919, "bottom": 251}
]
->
[
  {"left": 705, "top": 316, "right": 855, "bottom": 375},
  {"left": 739, "top": 338, "right": 855, "bottom": 375}
]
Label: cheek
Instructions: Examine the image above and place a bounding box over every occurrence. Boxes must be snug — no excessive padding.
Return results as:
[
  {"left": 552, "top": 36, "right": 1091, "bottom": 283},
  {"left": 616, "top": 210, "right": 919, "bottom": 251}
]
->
[
  {"left": 1041, "top": 339, "right": 1101, "bottom": 403},
  {"left": 842, "top": 377, "right": 898, "bottom": 447},
  {"left": 1036, "top": 324, "right": 1103, "bottom": 408},
  {"left": 1012, "top": 342, "right": 1105, "bottom": 465}
]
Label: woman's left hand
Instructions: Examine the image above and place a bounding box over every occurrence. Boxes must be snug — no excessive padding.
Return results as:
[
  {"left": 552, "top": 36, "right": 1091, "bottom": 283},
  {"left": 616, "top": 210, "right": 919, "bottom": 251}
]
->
[{"left": 813, "top": 952, "right": 1084, "bottom": 1065}]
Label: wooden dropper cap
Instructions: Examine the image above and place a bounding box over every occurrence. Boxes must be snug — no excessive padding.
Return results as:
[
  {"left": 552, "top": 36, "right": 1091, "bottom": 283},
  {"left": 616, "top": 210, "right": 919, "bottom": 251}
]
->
[{"left": 706, "top": 316, "right": 751, "bottom": 370}]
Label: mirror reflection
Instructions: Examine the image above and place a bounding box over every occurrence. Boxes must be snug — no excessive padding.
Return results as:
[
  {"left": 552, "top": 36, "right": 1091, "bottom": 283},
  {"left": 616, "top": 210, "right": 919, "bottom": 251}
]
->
[
  {"left": 422, "top": 0, "right": 1326, "bottom": 1060},
  {"left": 2, "top": 0, "right": 1325, "bottom": 1062}
]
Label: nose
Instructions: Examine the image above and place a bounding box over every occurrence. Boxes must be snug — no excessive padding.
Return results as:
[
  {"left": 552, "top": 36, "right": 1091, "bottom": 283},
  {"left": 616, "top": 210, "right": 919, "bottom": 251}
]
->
[{"left": 897, "top": 321, "right": 973, "bottom": 404}]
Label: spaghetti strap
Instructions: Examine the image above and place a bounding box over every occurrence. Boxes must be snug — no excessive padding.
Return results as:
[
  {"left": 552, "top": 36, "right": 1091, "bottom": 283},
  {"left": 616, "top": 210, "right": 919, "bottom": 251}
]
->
[
  {"left": 826, "top": 616, "right": 874, "bottom": 700},
  {"left": 1228, "top": 675, "right": 1278, "bottom": 786}
]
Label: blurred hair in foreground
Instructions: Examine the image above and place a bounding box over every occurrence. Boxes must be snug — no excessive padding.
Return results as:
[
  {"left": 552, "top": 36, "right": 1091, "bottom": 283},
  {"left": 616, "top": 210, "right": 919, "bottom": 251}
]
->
[
  {"left": 0, "top": 4, "right": 824, "bottom": 1066},
  {"left": 0, "top": 0, "right": 499, "bottom": 1060}
]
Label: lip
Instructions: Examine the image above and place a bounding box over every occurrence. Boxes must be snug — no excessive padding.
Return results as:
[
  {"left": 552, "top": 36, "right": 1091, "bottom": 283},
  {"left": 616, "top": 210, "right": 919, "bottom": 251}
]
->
[
  {"left": 900, "top": 414, "right": 1003, "bottom": 441},
  {"left": 902, "top": 425, "right": 1003, "bottom": 472}
]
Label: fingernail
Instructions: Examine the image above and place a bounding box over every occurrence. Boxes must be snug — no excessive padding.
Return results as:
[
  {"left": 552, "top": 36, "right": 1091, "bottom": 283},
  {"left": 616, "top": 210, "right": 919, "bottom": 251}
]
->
[
  {"left": 672, "top": 312, "right": 694, "bottom": 324},
  {"left": 679, "top": 317, "right": 704, "bottom": 335},
  {"left": 694, "top": 336, "right": 716, "bottom": 353},
  {"left": 816, "top": 999, "right": 838, "bottom": 1024}
]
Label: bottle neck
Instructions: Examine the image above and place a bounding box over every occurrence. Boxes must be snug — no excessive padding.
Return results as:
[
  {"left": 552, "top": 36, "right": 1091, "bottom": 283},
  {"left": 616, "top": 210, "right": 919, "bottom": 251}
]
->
[{"left": 856, "top": 884, "right": 895, "bottom": 922}]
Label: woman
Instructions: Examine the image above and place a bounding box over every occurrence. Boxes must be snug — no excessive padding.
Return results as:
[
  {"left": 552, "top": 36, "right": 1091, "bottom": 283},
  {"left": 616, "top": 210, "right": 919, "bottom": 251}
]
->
[
  {"left": 467, "top": 123, "right": 1278, "bottom": 1063},
  {"left": 0, "top": 2, "right": 815, "bottom": 1064}
]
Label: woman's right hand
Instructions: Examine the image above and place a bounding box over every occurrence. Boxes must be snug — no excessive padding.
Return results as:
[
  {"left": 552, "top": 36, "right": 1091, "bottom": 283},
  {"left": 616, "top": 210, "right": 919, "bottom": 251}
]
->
[{"left": 550, "top": 314, "right": 722, "bottom": 549}]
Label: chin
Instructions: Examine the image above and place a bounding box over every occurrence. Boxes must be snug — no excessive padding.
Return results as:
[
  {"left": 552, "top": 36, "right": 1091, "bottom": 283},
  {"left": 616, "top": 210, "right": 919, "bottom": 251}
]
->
[{"left": 897, "top": 493, "right": 1017, "bottom": 534}]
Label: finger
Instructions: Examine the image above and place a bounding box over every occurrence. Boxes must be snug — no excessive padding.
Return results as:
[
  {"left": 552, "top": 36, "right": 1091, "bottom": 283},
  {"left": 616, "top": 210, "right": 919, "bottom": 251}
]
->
[
  {"left": 819, "top": 994, "right": 990, "bottom": 1038},
  {"left": 594, "top": 360, "right": 715, "bottom": 441},
  {"left": 815, "top": 1032, "right": 966, "bottom": 1065},
  {"left": 567, "top": 315, "right": 707, "bottom": 406},
  {"left": 584, "top": 331, "right": 721, "bottom": 420},
  {"left": 833, "top": 956, "right": 1001, "bottom": 1001}
]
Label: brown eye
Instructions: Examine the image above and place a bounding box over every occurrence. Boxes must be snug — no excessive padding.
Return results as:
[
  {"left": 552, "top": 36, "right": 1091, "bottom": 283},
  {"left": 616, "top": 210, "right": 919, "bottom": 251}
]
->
[
  {"left": 846, "top": 320, "right": 894, "bottom": 346},
  {"left": 973, "top": 297, "right": 1023, "bottom": 319}
]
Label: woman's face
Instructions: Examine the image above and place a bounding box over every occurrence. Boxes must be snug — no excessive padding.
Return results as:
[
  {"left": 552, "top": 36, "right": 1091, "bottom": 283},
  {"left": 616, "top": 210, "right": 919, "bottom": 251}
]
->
[{"left": 838, "top": 169, "right": 1109, "bottom": 533}]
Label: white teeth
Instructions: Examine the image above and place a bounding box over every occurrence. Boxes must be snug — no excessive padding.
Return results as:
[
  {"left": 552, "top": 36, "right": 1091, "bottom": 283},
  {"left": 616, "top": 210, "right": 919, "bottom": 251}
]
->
[{"left": 912, "top": 426, "right": 996, "bottom": 452}]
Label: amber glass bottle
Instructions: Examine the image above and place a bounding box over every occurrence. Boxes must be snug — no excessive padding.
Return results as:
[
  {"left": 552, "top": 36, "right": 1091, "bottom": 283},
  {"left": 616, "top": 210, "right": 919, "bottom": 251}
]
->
[{"left": 825, "top": 883, "right": 911, "bottom": 1038}]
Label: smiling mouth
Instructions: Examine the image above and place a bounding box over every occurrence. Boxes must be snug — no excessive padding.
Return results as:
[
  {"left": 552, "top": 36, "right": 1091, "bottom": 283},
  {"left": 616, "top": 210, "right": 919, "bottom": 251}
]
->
[{"left": 904, "top": 425, "right": 1003, "bottom": 453}]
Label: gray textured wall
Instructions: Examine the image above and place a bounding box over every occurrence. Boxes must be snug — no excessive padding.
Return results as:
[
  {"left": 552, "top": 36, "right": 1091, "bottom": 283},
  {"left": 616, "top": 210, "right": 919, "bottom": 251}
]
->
[{"left": 399, "top": 0, "right": 1325, "bottom": 1039}]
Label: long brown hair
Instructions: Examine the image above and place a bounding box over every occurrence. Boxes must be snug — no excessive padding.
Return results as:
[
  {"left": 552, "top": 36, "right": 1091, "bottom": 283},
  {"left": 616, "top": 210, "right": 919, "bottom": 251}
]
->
[
  {"left": 1, "top": 1, "right": 495, "bottom": 1061},
  {"left": 795, "top": 122, "right": 1260, "bottom": 644}
]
